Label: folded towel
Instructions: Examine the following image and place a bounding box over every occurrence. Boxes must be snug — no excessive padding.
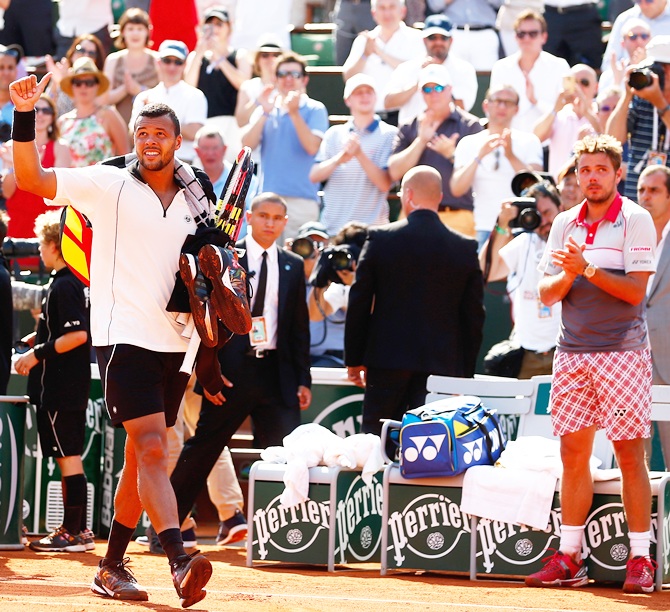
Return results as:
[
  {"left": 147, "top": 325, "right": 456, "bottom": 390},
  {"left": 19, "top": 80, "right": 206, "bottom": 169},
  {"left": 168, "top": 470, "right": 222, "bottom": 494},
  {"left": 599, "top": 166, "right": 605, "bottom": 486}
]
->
[
  {"left": 461, "top": 464, "right": 557, "bottom": 530},
  {"left": 497, "top": 436, "right": 602, "bottom": 478},
  {"left": 460, "top": 436, "right": 613, "bottom": 529}
]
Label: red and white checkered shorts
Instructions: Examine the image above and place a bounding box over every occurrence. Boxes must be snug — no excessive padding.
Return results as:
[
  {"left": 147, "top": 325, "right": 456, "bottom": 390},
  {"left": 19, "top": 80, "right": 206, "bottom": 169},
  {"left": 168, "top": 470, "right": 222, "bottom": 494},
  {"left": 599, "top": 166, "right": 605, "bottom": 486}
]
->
[{"left": 550, "top": 349, "right": 652, "bottom": 441}]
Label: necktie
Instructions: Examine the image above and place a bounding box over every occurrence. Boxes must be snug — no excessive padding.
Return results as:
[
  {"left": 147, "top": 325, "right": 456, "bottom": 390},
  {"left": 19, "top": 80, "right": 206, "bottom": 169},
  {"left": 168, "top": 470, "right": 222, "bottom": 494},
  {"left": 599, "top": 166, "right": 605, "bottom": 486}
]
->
[{"left": 251, "top": 251, "right": 267, "bottom": 317}]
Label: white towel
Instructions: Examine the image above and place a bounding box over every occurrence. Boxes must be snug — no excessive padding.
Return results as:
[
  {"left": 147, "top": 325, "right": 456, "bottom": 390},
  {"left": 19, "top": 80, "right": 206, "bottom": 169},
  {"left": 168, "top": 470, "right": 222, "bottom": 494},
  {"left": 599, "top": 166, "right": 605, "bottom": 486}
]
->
[
  {"left": 258, "top": 424, "right": 386, "bottom": 507},
  {"left": 322, "top": 433, "right": 386, "bottom": 485},
  {"left": 497, "top": 436, "right": 602, "bottom": 477},
  {"left": 460, "top": 436, "right": 612, "bottom": 529},
  {"left": 461, "top": 464, "right": 558, "bottom": 530}
]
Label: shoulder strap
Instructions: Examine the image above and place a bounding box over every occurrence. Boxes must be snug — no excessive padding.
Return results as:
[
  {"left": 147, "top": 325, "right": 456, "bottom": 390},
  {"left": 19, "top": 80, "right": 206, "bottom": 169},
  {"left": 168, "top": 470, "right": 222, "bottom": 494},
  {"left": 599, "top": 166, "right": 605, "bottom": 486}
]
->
[{"left": 192, "top": 165, "right": 217, "bottom": 207}]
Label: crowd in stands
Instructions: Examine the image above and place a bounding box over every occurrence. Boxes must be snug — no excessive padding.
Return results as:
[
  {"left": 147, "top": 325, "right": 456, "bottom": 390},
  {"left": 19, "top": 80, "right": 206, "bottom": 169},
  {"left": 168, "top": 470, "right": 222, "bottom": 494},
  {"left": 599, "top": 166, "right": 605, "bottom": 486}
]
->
[{"left": 1, "top": 1, "right": 669, "bottom": 356}]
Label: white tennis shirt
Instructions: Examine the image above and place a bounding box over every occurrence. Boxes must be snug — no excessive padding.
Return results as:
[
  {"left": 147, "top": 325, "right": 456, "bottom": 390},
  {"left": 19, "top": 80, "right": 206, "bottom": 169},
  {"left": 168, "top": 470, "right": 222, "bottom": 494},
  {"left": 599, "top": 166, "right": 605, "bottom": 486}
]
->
[{"left": 53, "top": 164, "right": 196, "bottom": 352}]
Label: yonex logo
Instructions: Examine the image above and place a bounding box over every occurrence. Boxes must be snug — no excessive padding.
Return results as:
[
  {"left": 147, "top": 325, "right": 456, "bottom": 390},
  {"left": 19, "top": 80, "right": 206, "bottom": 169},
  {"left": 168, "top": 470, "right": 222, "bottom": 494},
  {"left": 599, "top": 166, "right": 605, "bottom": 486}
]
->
[
  {"left": 403, "top": 434, "right": 446, "bottom": 462},
  {"left": 462, "top": 439, "right": 483, "bottom": 465}
]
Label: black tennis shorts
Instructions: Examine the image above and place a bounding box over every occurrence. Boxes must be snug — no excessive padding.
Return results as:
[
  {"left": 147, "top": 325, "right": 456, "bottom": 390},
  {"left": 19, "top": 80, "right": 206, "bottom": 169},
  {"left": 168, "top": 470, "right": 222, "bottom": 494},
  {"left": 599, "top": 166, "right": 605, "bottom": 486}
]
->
[
  {"left": 96, "top": 344, "right": 189, "bottom": 428},
  {"left": 37, "top": 410, "right": 86, "bottom": 458}
]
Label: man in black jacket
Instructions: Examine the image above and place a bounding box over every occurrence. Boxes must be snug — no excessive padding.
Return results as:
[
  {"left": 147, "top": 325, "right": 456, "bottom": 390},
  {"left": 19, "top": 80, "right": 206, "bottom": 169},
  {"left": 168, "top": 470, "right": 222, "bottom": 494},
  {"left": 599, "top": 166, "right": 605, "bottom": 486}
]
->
[
  {"left": 170, "top": 192, "right": 311, "bottom": 524},
  {"left": 345, "top": 165, "right": 484, "bottom": 435}
]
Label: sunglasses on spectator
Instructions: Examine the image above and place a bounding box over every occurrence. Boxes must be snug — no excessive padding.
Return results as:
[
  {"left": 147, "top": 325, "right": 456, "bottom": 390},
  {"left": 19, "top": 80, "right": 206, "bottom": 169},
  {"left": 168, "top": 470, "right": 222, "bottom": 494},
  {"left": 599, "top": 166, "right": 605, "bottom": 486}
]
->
[
  {"left": 35, "top": 106, "right": 55, "bottom": 115},
  {"left": 74, "top": 44, "right": 97, "bottom": 58},
  {"left": 626, "top": 32, "right": 651, "bottom": 41},
  {"left": 277, "top": 69, "right": 303, "bottom": 78},
  {"left": 260, "top": 52, "right": 281, "bottom": 59},
  {"left": 161, "top": 57, "right": 185, "bottom": 66},
  {"left": 599, "top": 104, "right": 613, "bottom": 112},
  {"left": 515, "top": 30, "right": 542, "bottom": 39},
  {"left": 577, "top": 78, "right": 591, "bottom": 87},
  {"left": 421, "top": 84, "right": 446, "bottom": 94},
  {"left": 488, "top": 98, "right": 517, "bottom": 107},
  {"left": 426, "top": 34, "right": 449, "bottom": 41},
  {"left": 72, "top": 78, "right": 98, "bottom": 87},
  {"left": 635, "top": 0, "right": 656, "bottom": 4}
]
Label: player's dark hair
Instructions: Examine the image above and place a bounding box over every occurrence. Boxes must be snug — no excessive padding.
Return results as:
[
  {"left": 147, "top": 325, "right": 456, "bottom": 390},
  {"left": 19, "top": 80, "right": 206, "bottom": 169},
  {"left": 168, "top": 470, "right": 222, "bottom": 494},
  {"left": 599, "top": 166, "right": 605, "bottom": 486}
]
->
[{"left": 135, "top": 103, "right": 181, "bottom": 135}]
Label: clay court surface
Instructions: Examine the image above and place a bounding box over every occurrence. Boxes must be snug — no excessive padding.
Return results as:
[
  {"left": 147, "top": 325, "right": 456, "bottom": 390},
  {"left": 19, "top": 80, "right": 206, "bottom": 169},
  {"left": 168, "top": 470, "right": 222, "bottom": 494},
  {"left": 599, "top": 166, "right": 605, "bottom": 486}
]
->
[{"left": 1, "top": 536, "right": 669, "bottom": 612}]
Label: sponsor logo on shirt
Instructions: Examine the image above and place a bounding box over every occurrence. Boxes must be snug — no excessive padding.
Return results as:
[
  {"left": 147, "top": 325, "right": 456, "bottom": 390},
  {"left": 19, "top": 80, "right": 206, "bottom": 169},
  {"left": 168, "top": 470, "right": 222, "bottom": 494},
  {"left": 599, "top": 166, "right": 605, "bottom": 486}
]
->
[{"left": 629, "top": 246, "right": 652, "bottom": 253}]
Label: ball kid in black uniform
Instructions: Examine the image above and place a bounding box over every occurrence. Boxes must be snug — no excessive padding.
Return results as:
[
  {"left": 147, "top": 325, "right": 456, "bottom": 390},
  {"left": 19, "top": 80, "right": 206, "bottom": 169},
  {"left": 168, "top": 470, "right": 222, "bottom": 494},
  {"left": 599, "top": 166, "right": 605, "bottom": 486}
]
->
[{"left": 15, "top": 210, "right": 92, "bottom": 552}]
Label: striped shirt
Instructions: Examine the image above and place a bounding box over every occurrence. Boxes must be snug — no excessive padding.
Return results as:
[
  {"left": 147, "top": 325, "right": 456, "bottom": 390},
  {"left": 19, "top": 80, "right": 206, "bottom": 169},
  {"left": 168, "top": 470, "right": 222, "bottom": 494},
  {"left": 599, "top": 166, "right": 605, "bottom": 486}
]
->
[
  {"left": 625, "top": 96, "right": 668, "bottom": 200},
  {"left": 316, "top": 116, "right": 397, "bottom": 236}
]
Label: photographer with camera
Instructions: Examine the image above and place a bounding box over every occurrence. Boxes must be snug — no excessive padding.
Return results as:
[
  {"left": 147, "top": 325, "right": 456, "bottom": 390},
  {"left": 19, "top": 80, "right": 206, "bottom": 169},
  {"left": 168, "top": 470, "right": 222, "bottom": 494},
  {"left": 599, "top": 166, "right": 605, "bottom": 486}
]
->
[
  {"left": 607, "top": 35, "right": 670, "bottom": 199},
  {"left": 307, "top": 221, "right": 367, "bottom": 368},
  {"left": 286, "top": 220, "right": 339, "bottom": 366},
  {"left": 480, "top": 180, "right": 562, "bottom": 378}
]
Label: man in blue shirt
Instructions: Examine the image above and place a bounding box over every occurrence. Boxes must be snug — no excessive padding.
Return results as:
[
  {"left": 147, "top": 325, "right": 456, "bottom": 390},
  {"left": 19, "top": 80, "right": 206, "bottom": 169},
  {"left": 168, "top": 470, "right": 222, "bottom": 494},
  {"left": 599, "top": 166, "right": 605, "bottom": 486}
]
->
[{"left": 241, "top": 51, "right": 329, "bottom": 242}]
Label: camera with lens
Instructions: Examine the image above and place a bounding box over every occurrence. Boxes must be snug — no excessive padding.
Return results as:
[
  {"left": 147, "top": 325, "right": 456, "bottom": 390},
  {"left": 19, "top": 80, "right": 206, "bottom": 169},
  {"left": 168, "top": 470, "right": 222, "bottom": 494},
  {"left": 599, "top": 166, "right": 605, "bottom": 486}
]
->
[
  {"left": 310, "top": 243, "right": 361, "bottom": 288},
  {"left": 629, "top": 67, "right": 654, "bottom": 91},
  {"left": 628, "top": 61, "right": 665, "bottom": 92},
  {"left": 508, "top": 197, "right": 541, "bottom": 232},
  {"left": 2, "top": 237, "right": 41, "bottom": 258},
  {"left": 290, "top": 237, "right": 320, "bottom": 260}
]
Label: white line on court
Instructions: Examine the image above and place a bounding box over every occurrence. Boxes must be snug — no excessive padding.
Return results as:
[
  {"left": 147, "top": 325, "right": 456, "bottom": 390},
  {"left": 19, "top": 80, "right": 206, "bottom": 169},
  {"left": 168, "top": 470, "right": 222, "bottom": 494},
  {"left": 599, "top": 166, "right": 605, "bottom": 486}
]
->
[{"left": 0, "top": 578, "right": 602, "bottom": 612}]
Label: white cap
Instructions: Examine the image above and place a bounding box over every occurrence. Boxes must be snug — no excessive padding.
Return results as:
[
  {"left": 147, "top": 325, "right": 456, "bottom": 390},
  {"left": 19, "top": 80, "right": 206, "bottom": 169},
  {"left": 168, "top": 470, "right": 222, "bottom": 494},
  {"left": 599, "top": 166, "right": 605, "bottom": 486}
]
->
[
  {"left": 645, "top": 35, "right": 670, "bottom": 64},
  {"left": 418, "top": 64, "right": 452, "bottom": 89},
  {"left": 343, "top": 73, "right": 377, "bottom": 99}
]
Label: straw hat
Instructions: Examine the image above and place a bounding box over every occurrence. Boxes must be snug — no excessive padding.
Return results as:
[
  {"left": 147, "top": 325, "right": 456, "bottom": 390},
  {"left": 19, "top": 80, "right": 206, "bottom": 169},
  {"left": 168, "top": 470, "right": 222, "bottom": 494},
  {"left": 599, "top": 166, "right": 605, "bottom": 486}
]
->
[{"left": 61, "top": 57, "right": 110, "bottom": 97}]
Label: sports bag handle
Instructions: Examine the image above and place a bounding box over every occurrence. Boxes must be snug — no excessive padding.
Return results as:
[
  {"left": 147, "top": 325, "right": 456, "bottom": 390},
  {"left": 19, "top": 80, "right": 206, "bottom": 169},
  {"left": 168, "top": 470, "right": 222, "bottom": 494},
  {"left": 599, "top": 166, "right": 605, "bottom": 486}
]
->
[{"left": 472, "top": 410, "right": 505, "bottom": 464}]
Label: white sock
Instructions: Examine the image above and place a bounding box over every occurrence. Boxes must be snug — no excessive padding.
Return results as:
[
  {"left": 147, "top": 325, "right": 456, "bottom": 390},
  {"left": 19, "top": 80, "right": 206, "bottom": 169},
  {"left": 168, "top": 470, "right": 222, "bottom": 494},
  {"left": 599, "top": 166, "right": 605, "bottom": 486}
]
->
[
  {"left": 628, "top": 531, "right": 651, "bottom": 558},
  {"left": 559, "top": 524, "right": 585, "bottom": 558}
]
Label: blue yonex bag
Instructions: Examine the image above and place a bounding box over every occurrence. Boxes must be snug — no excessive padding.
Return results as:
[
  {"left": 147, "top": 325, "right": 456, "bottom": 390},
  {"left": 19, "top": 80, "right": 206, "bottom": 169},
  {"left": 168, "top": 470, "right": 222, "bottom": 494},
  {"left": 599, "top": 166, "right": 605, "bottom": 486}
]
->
[{"left": 399, "top": 395, "right": 506, "bottom": 479}]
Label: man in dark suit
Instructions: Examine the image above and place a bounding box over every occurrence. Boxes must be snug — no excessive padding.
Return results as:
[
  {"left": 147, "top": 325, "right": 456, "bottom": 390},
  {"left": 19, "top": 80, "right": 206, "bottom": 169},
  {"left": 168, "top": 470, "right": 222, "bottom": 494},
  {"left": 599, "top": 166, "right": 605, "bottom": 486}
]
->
[
  {"left": 345, "top": 165, "right": 485, "bottom": 435},
  {"left": 170, "top": 192, "right": 312, "bottom": 524}
]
